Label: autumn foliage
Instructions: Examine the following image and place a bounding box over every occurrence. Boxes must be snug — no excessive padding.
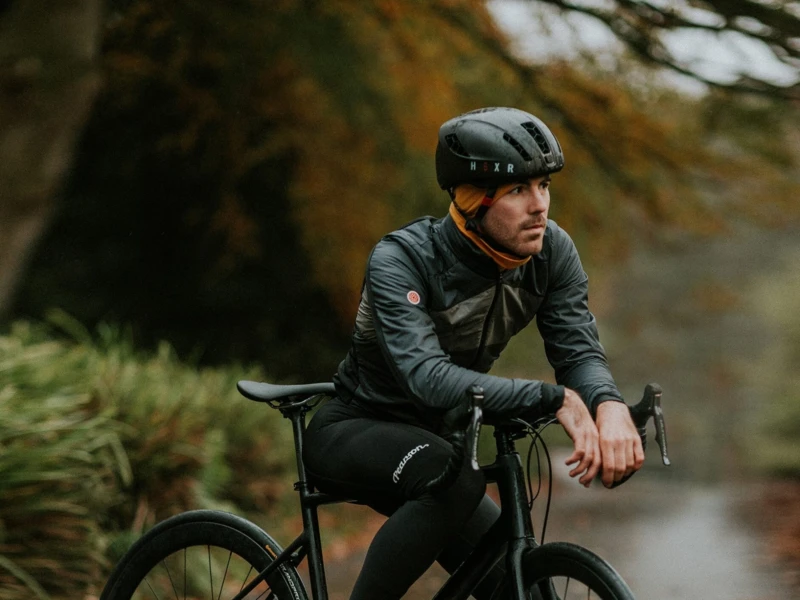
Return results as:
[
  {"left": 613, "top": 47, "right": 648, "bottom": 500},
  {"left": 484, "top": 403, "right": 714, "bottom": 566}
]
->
[{"left": 10, "top": 0, "right": 800, "bottom": 378}]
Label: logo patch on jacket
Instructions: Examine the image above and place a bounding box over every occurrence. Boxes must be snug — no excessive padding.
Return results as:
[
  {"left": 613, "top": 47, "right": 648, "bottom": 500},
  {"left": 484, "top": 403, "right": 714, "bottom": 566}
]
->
[{"left": 406, "top": 290, "right": 421, "bottom": 305}]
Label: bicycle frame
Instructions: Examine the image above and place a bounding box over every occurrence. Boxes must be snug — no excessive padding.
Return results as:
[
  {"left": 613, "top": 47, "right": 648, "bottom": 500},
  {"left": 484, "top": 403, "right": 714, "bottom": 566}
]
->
[{"left": 231, "top": 403, "right": 540, "bottom": 600}]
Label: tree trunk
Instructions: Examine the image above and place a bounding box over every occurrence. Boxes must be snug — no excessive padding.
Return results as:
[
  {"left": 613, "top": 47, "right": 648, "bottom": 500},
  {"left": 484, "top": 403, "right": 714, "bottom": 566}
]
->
[{"left": 0, "top": 0, "right": 103, "bottom": 317}]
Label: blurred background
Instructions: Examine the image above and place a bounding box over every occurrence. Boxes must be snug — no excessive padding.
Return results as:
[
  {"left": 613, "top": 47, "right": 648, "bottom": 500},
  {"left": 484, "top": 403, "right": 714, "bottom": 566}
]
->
[{"left": 1, "top": 1, "right": 799, "bottom": 599}]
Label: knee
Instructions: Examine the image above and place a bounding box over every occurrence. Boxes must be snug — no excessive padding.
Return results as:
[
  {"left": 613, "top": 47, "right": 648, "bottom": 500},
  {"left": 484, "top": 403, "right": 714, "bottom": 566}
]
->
[
  {"left": 456, "top": 461, "right": 487, "bottom": 501},
  {"left": 436, "top": 462, "right": 486, "bottom": 518}
]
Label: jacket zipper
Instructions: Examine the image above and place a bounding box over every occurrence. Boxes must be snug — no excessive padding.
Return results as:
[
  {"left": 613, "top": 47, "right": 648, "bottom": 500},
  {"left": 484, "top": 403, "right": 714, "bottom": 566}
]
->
[{"left": 468, "top": 270, "right": 502, "bottom": 370}]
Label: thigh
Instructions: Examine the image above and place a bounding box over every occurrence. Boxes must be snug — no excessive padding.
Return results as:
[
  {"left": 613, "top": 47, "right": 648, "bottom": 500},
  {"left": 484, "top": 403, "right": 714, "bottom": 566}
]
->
[
  {"left": 438, "top": 494, "right": 501, "bottom": 569},
  {"left": 304, "top": 401, "right": 455, "bottom": 502}
]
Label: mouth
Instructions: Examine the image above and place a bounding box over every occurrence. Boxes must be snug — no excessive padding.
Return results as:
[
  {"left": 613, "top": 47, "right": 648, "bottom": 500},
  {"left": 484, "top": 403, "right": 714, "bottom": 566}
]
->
[{"left": 522, "top": 222, "right": 546, "bottom": 232}]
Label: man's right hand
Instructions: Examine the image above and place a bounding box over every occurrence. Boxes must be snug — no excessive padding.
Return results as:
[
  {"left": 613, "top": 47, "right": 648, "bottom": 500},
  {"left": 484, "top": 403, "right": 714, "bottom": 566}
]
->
[{"left": 555, "top": 388, "right": 601, "bottom": 487}]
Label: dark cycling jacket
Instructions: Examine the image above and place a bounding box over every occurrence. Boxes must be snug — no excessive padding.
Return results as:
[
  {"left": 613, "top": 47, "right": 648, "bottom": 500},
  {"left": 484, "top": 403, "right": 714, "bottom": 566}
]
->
[{"left": 334, "top": 214, "right": 623, "bottom": 431}]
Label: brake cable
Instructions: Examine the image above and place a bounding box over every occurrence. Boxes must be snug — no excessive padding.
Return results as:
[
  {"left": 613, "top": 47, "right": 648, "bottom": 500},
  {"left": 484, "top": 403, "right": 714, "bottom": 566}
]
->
[{"left": 523, "top": 417, "right": 557, "bottom": 543}]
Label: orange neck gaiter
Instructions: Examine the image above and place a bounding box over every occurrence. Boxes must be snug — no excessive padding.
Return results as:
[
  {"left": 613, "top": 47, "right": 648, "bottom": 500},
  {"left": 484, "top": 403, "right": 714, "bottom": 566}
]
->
[{"left": 448, "top": 183, "right": 532, "bottom": 271}]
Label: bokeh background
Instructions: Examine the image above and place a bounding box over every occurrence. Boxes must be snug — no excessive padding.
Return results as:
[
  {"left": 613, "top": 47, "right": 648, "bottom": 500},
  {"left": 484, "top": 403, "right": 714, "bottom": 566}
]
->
[{"left": 1, "top": 1, "right": 799, "bottom": 599}]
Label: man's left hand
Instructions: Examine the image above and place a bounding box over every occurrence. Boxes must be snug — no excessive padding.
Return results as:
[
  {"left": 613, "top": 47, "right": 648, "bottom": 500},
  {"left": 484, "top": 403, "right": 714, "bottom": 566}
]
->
[{"left": 596, "top": 401, "right": 644, "bottom": 488}]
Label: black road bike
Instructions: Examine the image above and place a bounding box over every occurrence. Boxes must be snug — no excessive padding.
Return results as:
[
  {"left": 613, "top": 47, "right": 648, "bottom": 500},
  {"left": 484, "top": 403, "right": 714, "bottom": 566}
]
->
[{"left": 100, "top": 382, "right": 670, "bottom": 600}]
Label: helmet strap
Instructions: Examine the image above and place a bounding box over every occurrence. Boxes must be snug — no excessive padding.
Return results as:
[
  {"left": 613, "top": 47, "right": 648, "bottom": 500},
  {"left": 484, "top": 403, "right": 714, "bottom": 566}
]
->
[
  {"left": 470, "top": 186, "right": 497, "bottom": 230},
  {"left": 450, "top": 186, "right": 497, "bottom": 233},
  {"left": 449, "top": 190, "right": 473, "bottom": 226}
]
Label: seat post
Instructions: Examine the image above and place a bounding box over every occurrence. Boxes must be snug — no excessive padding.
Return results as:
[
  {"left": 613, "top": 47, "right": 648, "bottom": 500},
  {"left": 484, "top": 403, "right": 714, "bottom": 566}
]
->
[
  {"left": 285, "top": 404, "right": 330, "bottom": 600},
  {"left": 287, "top": 406, "right": 310, "bottom": 485}
]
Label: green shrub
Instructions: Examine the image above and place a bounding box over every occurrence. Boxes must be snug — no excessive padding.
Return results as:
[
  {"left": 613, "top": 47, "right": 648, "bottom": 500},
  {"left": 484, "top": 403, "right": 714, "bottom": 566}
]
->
[
  {"left": 0, "top": 315, "right": 300, "bottom": 599},
  {"left": 0, "top": 322, "right": 125, "bottom": 599}
]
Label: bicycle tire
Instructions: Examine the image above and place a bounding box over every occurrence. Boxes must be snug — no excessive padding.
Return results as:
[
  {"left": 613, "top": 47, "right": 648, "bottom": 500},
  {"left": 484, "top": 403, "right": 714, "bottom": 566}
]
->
[
  {"left": 100, "top": 510, "right": 308, "bottom": 600},
  {"left": 495, "top": 542, "right": 635, "bottom": 600}
]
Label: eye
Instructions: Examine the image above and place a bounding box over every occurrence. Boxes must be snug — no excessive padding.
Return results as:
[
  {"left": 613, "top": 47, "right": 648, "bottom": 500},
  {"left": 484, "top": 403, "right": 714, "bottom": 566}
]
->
[{"left": 511, "top": 185, "right": 525, "bottom": 194}]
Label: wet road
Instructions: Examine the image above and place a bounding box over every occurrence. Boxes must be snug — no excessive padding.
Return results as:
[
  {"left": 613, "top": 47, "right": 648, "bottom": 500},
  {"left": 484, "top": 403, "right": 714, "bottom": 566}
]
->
[
  {"left": 531, "top": 463, "right": 793, "bottom": 600},
  {"left": 319, "top": 472, "right": 794, "bottom": 600}
]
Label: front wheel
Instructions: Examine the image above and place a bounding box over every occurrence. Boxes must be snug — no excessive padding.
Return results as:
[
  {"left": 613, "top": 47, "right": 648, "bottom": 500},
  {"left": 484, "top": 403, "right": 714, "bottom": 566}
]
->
[
  {"left": 100, "top": 510, "right": 308, "bottom": 600},
  {"left": 495, "top": 542, "right": 635, "bottom": 600}
]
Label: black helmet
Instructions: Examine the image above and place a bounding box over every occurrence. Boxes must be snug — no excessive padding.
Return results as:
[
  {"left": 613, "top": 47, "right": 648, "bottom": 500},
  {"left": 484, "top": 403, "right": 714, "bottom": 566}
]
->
[{"left": 435, "top": 107, "right": 565, "bottom": 190}]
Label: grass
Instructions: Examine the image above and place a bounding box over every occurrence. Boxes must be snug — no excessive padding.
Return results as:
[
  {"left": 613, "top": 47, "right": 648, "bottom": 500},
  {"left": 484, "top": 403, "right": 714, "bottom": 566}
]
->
[{"left": 0, "top": 313, "right": 298, "bottom": 600}]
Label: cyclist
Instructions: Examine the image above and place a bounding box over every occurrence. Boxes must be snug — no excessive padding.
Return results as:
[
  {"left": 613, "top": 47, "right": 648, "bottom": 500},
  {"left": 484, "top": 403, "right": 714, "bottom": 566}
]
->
[{"left": 303, "top": 107, "right": 644, "bottom": 599}]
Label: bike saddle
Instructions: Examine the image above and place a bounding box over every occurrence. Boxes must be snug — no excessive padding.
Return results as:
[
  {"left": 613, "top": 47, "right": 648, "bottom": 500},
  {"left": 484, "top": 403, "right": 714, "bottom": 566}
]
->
[{"left": 237, "top": 380, "right": 335, "bottom": 403}]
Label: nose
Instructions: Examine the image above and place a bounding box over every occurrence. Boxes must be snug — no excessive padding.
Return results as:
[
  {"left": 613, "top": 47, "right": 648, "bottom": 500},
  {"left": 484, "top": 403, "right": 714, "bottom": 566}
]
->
[{"left": 527, "top": 187, "right": 548, "bottom": 214}]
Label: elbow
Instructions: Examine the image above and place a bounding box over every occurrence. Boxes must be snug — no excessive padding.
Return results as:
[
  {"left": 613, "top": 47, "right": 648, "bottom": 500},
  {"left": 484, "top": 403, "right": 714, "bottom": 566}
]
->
[{"left": 405, "top": 356, "right": 461, "bottom": 409}]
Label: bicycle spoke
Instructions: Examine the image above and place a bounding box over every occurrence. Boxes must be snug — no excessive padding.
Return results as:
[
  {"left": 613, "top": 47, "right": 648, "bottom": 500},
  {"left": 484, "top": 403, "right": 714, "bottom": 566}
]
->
[
  {"left": 216, "top": 551, "right": 233, "bottom": 600},
  {"left": 253, "top": 587, "right": 273, "bottom": 600},
  {"left": 104, "top": 514, "right": 304, "bottom": 600},
  {"left": 234, "top": 566, "right": 276, "bottom": 600},
  {"left": 208, "top": 546, "right": 213, "bottom": 600},
  {"left": 162, "top": 558, "right": 180, "bottom": 600},
  {"left": 532, "top": 574, "right": 611, "bottom": 600},
  {"left": 239, "top": 566, "right": 254, "bottom": 594},
  {"left": 144, "top": 575, "right": 161, "bottom": 600},
  {"left": 249, "top": 575, "right": 274, "bottom": 600}
]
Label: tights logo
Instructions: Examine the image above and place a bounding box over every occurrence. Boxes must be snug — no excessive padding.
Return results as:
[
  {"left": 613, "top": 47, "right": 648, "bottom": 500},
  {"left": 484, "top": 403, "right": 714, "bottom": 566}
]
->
[{"left": 392, "top": 444, "right": 430, "bottom": 483}]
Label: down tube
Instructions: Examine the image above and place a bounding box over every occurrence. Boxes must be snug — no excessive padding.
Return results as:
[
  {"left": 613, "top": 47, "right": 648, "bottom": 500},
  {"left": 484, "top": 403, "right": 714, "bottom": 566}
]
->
[{"left": 432, "top": 519, "right": 507, "bottom": 600}]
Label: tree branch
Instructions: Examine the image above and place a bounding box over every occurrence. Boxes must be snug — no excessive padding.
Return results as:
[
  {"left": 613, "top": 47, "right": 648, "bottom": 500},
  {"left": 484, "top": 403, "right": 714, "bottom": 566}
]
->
[{"left": 531, "top": 0, "right": 800, "bottom": 98}]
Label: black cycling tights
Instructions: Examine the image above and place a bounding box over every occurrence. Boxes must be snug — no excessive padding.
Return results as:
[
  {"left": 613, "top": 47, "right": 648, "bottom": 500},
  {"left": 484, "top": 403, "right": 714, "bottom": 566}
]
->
[{"left": 303, "top": 398, "right": 505, "bottom": 600}]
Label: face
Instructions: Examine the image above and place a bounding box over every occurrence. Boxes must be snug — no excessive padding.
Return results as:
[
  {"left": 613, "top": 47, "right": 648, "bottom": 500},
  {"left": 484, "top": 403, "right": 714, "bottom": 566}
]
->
[{"left": 479, "top": 175, "right": 551, "bottom": 256}]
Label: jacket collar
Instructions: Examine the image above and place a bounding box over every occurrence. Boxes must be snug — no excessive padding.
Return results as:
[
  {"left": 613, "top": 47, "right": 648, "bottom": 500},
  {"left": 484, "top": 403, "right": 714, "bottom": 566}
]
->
[{"left": 438, "top": 214, "right": 502, "bottom": 278}]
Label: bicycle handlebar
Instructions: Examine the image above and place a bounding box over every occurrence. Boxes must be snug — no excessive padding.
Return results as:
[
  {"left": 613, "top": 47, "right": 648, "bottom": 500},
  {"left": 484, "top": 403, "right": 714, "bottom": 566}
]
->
[{"left": 427, "top": 383, "right": 670, "bottom": 494}]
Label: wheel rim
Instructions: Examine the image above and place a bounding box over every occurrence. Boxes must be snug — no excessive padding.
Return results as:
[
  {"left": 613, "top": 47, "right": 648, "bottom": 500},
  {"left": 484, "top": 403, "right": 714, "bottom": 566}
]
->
[
  {"left": 529, "top": 574, "right": 602, "bottom": 599},
  {"left": 131, "top": 544, "right": 276, "bottom": 600}
]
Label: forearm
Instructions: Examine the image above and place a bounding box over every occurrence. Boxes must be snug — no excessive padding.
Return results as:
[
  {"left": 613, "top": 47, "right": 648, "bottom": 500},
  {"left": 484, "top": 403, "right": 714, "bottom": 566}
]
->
[
  {"left": 405, "top": 356, "right": 565, "bottom": 419},
  {"left": 536, "top": 223, "right": 623, "bottom": 415},
  {"left": 557, "top": 357, "right": 623, "bottom": 416}
]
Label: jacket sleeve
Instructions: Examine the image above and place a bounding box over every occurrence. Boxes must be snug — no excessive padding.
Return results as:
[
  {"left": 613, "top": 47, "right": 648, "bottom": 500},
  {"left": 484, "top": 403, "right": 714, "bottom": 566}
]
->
[
  {"left": 365, "top": 239, "right": 564, "bottom": 419},
  {"left": 535, "top": 226, "right": 624, "bottom": 415}
]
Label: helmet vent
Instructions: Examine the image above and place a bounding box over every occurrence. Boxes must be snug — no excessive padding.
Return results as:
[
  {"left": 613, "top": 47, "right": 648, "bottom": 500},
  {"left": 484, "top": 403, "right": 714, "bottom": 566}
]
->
[
  {"left": 521, "top": 122, "right": 552, "bottom": 156},
  {"left": 502, "top": 133, "right": 533, "bottom": 162},
  {"left": 445, "top": 133, "right": 470, "bottom": 157}
]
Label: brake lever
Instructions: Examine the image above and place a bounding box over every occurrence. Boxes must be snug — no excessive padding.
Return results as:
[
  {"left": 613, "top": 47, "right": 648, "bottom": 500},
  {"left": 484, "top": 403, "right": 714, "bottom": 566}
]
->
[
  {"left": 629, "top": 383, "right": 671, "bottom": 466},
  {"left": 423, "top": 385, "right": 485, "bottom": 493},
  {"left": 607, "top": 383, "right": 670, "bottom": 489},
  {"left": 466, "top": 385, "right": 484, "bottom": 471}
]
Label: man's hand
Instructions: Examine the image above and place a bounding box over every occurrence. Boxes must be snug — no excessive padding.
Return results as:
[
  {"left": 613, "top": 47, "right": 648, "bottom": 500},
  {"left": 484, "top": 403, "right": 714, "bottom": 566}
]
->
[
  {"left": 555, "top": 388, "right": 601, "bottom": 487},
  {"left": 596, "top": 401, "right": 645, "bottom": 488}
]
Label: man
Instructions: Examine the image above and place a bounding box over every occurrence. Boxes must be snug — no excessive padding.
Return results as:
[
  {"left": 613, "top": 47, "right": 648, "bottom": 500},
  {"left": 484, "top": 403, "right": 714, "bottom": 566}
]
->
[{"left": 303, "top": 107, "right": 644, "bottom": 599}]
